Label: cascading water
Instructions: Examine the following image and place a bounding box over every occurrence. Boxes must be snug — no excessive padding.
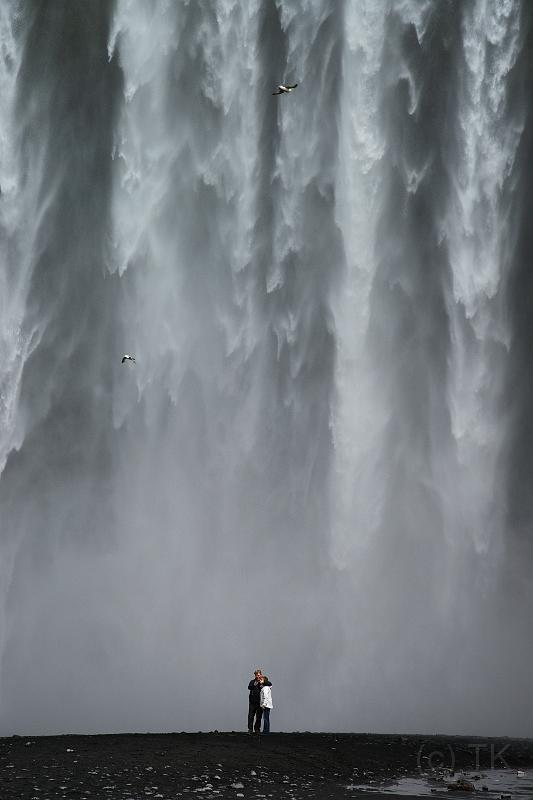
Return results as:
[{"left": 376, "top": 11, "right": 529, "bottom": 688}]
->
[
  {"left": 434, "top": 0, "right": 521, "bottom": 560},
  {"left": 0, "top": 0, "right": 532, "bottom": 736}
]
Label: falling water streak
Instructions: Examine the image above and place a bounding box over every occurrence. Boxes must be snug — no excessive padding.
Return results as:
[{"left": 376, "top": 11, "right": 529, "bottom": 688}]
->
[
  {"left": 110, "top": 0, "right": 263, "bottom": 402},
  {"left": 0, "top": 2, "right": 50, "bottom": 691},
  {"left": 0, "top": 0, "right": 59, "bottom": 477},
  {"left": 0, "top": 0, "right": 26, "bottom": 476},
  {"left": 330, "top": 0, "right": 391, "bottom": 566},
  {"left": 443, "top": 0, "right": 524, "bottom": 553},
  {"left": 0, "top": 1, "right": 25, "bottom": 701},
  {"left": 269, "top": 0, "right": 339, "bottom": 508},
  {"left": 109, "top": 0, "right": 183, "bottom": 419}
]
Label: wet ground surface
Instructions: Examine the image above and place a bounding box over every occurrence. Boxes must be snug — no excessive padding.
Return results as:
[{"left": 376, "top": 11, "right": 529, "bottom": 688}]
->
[
  {"left": 0, "top": 732, "right": 531, "bottom": 799},
  {"left": 351, "top": 768, "right": 533, "bottom": 797}
]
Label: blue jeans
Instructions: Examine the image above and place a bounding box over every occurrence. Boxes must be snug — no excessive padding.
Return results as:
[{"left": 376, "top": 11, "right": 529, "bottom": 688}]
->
[{"left": 262, "top": 708, "right": 270, "bottom": 734}]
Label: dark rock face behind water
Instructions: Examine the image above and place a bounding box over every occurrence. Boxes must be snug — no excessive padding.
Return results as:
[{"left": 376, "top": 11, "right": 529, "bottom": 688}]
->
[{"left": 0, "top": 732, "right": 532, "bottom": 799}]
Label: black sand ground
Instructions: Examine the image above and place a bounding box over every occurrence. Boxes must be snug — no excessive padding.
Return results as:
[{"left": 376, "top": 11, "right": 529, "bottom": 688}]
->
[{"left": 0, "top": 732, "right": 532, "bottom": 799}]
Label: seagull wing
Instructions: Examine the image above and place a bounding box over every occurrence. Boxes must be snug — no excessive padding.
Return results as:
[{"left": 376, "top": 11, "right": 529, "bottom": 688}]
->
[{"left": 286, "top": 83, "right": 298, "bottom": 89}]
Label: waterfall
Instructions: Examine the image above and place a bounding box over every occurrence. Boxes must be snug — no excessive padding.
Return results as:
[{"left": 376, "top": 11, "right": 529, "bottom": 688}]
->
[
  {"left": 330, "top": 1, "right": 388, "bottom": 568},
  {"left": 442, "top": 0, "right": 523, "bottom": 555},
  {"left": 0, "top": 0, "right": 532, "bottom": 736}
]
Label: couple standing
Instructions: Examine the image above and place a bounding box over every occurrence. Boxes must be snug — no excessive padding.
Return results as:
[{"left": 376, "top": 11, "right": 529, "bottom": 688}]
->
[{"left": 247, "top": 668, "right": 273, "bottom": 734}]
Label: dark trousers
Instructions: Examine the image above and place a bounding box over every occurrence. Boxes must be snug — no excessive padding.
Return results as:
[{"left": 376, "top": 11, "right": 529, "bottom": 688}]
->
[
  {"left": 262, "top": 707, "right": 270, "bottom": 733},
  {"left": 248, "top": 703, "right": 263, "bottom": 732}
]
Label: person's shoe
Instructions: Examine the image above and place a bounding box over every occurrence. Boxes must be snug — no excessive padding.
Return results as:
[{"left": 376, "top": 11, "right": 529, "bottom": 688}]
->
[{"left": 248, "top": 730, "right": 253, "bottom": 735}]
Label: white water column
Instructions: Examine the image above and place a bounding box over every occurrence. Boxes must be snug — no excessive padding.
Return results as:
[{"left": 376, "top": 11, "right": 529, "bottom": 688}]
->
[
  {"left": 443, "top": 0, "right": 523, "bottom": 554},
  {"left": 0, "top": 1, "right": 50, "bottom": 691},
  {"left": 330, "top": 1, "right": 436, "bottom": 565}
]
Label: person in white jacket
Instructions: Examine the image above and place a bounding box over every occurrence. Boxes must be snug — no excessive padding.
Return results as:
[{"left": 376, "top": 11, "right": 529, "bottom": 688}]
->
[{"left": 259, "top": 675, "right": 273, "bottom": 734}]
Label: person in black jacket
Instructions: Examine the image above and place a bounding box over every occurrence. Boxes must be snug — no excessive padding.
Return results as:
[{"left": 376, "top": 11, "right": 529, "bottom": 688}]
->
[
  {"left": 248, "top": 669, "right": 264, "bottom": 733},
  {"left": 248, "top": 669, "right": 272, "bottom": 734}
]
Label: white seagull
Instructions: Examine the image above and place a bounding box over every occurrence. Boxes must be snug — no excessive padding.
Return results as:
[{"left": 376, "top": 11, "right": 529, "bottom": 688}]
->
[
  {"left": 121, "top": 354, "right": 136, "bottom": 364},
  {"left": 272, "top": 83, "right": 298, "bottom": 95}
]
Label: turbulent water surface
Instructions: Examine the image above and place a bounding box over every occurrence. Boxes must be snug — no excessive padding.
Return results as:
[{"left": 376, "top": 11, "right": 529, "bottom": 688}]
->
[{"left": 1, "top": 0, "right": 532, "bottom": 736}]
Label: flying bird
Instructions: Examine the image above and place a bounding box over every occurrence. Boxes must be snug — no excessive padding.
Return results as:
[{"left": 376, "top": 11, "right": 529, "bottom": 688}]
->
[
  {"left": 121, "top": 354, "right": 136, "bottom": 364},
  {"left": 272, "top": 83, "right": 298, "bottom": 95}
]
